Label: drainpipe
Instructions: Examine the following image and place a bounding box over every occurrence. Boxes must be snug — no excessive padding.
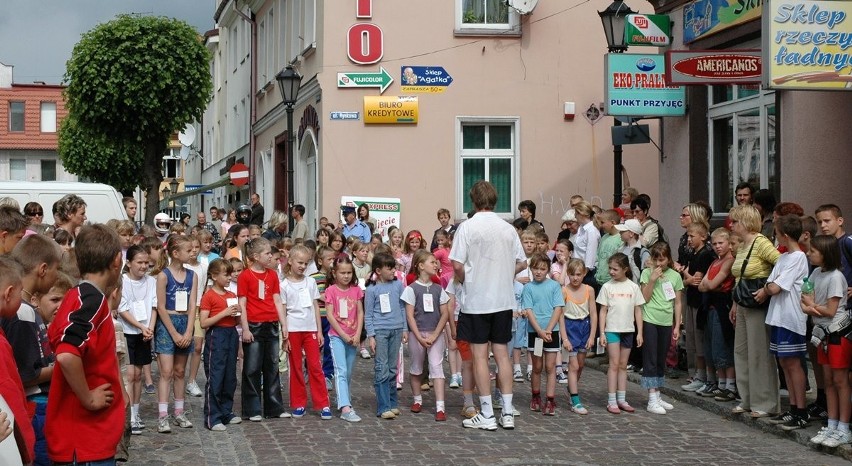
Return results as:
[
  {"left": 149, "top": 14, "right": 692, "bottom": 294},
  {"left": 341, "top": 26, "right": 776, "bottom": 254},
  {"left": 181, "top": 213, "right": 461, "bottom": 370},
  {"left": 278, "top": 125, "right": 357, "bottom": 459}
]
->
[{"left": 232, "top": 0, "right": 256, "bottom": 196}]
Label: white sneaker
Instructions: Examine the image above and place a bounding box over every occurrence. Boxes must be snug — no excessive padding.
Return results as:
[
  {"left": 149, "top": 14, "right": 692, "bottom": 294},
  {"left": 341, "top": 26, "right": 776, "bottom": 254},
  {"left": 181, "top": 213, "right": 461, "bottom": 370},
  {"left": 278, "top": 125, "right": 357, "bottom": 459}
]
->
[
  {"left": 249, "top": 415, "right": 262, "bottom": 422},
  {"left": 210, "top": 423, "right": 226, "bottom": 432},
  {"left": 359, "top": 348, "right": 372, "bottom": 359},
  {"left": 646, "top": 402, "right": 667, "bottom": 415},
  {"left": 462, "top": 413, "right": 498, "bottom": 431},
  {"left": 157, "top": 416, "right": 172, "bottom": 433},
  {"left": 681, "top": 379, "right": 704, "bottom": 391},
  {"left": 513, "top": 369, "right": 524, "bottom": 382},
  {"left": 498, "top": 413, "right": 515, "bottom": 430},
  {"left": 822, "top": 429, "right": 852, "bottom": 448},
  {"left": 658, "top": 399, "right": 674, "bottom": 410},
  {"left": 810, "top": 427, "right": 834, "bottom": 444},
  {"left": 449, "top": 374, "right": 460, "bottom": 389},
  {"left": 185, "top": 381, "right": 203, "bottom": 397},
  {"left": 228, "top": 416, "right": 242, "bottom": 425},
  {"left": 172, "top": 413, "right": 193, "bottom": 428}
]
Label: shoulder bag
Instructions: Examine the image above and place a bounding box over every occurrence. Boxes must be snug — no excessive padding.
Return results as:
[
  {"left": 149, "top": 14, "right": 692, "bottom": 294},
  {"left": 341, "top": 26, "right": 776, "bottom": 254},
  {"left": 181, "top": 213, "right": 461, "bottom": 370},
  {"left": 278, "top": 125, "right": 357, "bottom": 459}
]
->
[{"left": 732, "top": 235, "right": 769, "bottom": 309}]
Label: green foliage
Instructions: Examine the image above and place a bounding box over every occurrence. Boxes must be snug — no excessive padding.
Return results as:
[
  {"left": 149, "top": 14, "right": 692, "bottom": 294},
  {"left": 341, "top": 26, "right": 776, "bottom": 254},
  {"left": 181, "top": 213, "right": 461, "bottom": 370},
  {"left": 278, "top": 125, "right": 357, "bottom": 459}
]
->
[
  {"left": 58, "top": 116, "right": 155, "bottom": 192},
  {"left": 63, "top": 14, "right": 212, "bottom": 143}
]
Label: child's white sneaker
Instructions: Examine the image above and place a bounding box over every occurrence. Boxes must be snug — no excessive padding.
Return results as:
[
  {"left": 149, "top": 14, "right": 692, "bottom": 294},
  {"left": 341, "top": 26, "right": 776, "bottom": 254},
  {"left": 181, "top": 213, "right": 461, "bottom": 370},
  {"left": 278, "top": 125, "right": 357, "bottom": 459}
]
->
[{"left": 646, "top": 402, "right": 667, "bottom": 415}]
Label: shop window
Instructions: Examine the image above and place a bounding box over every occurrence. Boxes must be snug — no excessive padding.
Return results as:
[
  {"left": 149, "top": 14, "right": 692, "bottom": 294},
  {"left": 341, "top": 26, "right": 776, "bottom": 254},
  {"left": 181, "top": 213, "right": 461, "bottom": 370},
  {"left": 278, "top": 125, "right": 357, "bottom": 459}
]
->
[
  {"left": 458, "top": 119, "right": 518, "bottom": 216},
  {"left": 9, "top": 102, "right": 24, "bottom": 132},
  {"left": 708, "top": 85, "right": 777, "bottom": 214},
  {"left": 456, "top": 0, "right": 520, "bottom": 36}
]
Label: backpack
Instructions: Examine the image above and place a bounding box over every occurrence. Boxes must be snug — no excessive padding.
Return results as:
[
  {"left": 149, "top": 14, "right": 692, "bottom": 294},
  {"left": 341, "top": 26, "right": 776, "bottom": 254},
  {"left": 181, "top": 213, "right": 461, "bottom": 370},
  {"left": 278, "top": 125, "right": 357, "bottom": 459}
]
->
[
  {"left": 648, "top": 217, "right": 668, "bottom": 246},
  {"left": 631, "top": 246, "right": 649, "bottom": 276}
]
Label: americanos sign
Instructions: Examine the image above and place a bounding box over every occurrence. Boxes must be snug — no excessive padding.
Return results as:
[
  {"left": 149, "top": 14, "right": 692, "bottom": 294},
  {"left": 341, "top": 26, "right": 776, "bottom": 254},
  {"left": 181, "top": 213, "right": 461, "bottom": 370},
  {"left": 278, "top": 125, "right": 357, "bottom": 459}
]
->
[{"left": 666, "top": 50, "right": 762, "bottom": 84}]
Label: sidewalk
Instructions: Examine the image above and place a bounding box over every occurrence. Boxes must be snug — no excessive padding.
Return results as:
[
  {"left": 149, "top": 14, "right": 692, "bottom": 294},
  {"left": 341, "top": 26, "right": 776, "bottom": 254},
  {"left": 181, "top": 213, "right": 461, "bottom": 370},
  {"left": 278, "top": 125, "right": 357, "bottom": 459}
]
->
[{"left": 582, "top": 353, "right": 852, "bottom": 462}]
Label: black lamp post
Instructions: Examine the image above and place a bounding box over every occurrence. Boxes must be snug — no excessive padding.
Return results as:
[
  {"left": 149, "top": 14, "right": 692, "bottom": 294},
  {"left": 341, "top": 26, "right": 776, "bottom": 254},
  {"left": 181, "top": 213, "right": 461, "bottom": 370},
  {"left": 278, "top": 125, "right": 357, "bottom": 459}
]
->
[
  {"left": 275, "top": 65, "right": 303, "bottom": 230},
  {"left": 599, "top": 0, "right": 636, "bottom": 207},
  {"left": 169, "top": 178, "right": 180, "bottom": 212},
  {"left": 161, "top": 185, "right": 171, "bottom": 211}
]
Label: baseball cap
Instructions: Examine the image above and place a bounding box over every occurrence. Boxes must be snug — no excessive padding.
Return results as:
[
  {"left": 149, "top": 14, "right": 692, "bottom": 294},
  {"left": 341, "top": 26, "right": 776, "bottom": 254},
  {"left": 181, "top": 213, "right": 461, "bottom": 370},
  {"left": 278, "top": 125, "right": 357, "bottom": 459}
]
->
[
  {"left": 561, "top": 209, "right": 576, "bottom": 222},
  {"left": 341, "top": 205, "right": 356, "bottom": 215},
  {"left": 615, "top": 218, "right": 643, "bottom": 235}
]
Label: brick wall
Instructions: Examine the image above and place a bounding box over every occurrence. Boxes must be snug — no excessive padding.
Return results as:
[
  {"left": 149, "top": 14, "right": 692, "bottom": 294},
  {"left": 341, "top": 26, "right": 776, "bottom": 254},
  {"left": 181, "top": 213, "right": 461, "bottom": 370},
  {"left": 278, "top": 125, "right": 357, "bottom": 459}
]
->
[{"left": 0, "top": 84, "right": 67, "bottom": 150}]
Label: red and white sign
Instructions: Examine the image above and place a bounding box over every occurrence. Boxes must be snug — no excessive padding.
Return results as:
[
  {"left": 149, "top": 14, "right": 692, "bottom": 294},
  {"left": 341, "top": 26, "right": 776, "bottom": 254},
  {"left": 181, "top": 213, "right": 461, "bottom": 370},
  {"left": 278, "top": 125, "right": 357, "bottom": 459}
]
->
[
  {"left": 347, "top": 0, "right": 383, "bottom": 64},
  {"left": 666, "top": 50, "right": 762, "bottom": 85},
  {"left": 229, "top": 163, "right": 250, "bottom": 187}
]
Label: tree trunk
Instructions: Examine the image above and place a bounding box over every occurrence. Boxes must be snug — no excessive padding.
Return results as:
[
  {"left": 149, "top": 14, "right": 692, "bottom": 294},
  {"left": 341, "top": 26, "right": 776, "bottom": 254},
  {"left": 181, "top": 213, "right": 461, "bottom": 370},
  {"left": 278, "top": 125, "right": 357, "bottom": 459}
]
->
[{"left": 143, "top": 142, "right": 166, "bottom": 225}]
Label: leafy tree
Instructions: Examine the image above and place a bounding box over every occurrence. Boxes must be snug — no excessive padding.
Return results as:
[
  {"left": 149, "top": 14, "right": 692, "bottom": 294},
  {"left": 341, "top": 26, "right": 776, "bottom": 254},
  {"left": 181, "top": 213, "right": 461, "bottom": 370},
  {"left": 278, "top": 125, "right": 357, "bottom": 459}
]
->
[{"left": 59, "top": 14, "right": 211, "bottom": 223}]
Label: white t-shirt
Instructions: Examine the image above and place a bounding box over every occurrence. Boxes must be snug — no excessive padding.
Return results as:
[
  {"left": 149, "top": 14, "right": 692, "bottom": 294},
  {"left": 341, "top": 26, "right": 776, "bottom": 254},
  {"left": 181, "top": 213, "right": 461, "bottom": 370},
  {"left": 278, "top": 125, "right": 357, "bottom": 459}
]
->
[
  {"left": 449, "top": 211, "right": 526, "bottom": 314},
  {"left": 281, "top": 276, "right": 320, "bottom": 331},
  {"left": 596, "top": 279, "right": 645, "bottom": 333},
  {"left": 810, "top": 267, "right": 850, "bottom": 327},
  {"left": 446, "top": 280, "right": 464, "bottom": 320},
  {"left": 118, "top": 274, "right": 158, "bottom": 334},
  {"left": 573, "top": 221, "right": 601, "bottom": 271},
  {"left": 765, "top": 251, "right": 809, "bottom": 335},
  {"left": 184, "top": 261, "right": 208, "bottom": 306}
]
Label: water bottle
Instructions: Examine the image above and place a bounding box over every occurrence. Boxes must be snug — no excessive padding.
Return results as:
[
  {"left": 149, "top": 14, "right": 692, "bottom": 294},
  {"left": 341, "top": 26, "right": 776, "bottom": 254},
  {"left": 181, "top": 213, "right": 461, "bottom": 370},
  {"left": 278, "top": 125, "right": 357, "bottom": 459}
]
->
[{"left": 801, "top": 276, "right": 814, "bottom": 295}]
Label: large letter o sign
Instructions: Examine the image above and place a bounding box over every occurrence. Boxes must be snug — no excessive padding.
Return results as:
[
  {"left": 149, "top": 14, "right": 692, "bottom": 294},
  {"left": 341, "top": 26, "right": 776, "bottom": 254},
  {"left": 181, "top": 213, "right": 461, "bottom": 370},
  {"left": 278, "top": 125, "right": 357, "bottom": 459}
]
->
[{"left": 347, "top": 23, "right": 383, "bottom": 64}]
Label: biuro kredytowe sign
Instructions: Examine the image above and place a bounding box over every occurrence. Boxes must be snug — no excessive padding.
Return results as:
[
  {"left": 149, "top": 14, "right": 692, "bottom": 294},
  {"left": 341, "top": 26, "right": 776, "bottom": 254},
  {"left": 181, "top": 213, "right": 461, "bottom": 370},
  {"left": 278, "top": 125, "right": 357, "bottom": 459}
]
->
[{"left": 666, "top": 50, "right": 761, "bottom": 85}]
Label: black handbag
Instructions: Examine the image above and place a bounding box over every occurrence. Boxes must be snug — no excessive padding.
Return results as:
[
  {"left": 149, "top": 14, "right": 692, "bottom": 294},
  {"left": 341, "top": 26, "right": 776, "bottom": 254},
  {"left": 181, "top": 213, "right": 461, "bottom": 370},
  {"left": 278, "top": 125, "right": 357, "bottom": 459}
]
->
[{"left": 732, "top": 236, "right": 769, "bottom": 309}]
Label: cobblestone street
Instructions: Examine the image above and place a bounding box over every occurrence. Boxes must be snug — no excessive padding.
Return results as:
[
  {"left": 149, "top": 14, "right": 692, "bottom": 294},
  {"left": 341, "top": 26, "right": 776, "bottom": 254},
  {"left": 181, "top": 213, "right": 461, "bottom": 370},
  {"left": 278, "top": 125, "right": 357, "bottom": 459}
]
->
[{"left": 128, "top": 356, "right": 848, "bottom": 465}]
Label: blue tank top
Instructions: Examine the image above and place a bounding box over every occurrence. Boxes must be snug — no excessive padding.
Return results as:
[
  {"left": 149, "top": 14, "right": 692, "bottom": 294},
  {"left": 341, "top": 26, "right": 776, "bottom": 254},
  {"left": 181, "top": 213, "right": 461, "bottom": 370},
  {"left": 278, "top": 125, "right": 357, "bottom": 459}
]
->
[{"left": 163, "top": 268, "right": 195, "bottom": 310}]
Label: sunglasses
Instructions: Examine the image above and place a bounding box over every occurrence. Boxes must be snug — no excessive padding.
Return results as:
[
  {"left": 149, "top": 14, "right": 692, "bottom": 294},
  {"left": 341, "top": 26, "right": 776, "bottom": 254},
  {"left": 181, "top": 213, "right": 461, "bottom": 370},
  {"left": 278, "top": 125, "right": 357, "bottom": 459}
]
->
[{"left": 27, "top": 211, "right": 44, "bottom": 216}]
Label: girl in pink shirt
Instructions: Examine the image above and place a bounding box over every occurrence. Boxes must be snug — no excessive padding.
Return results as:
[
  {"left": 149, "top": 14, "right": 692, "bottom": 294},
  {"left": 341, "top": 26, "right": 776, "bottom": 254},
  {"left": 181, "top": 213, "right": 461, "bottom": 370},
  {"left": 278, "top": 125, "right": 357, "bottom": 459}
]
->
[{"left": 325, "top": 256, "right": 365, "bottom": 422}]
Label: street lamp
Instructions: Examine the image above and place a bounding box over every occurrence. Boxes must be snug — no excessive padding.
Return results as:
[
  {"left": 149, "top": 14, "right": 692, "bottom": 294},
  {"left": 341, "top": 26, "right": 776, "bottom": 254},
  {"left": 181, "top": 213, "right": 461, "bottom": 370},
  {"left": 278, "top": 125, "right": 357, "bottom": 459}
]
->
[
  {"left": 598, "top": 0, "right": 636, "bottom": 54},
  {"left": 598, "top": 0, "right": 636, "bottom": 207},
  {"left": 276, "top": 65, "right": 303, "bottom": 230},
  {"left": 169, "top": 178, "right": 180, "bottom": 212},
  {"left": 161, "top": 185, "right": 171, "bottom": 211}
]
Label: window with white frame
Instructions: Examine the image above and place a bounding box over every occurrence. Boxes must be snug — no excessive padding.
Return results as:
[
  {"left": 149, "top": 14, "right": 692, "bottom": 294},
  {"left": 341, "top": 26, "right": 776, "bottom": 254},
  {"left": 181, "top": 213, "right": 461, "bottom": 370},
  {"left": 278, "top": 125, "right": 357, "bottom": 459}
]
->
[
  {"left": 456, "top": 0, "right": 520, "bottom": 35},
  {"left": 278, "top": 0, "right": 288, "bottom": 66},
  {"left": 708, "top": 84, "right": 777, "bottom": 214},
  {"left": 10, "top": 159, "right": 26, "bottom": 180},
  {"left": 290, "top": 0, "right": 316, "bottom": 60},
  {"left": 9, "top": 102, "right": 24, "bottom": 132},
  {"left": 258, "top": 19, "right": 267, "bottom": 87},
  {"left": 162, "top": 149, "right": 183, "bottom": 179},
  {"left": 230, "top": 23, "right": 239, "bottom": 72},
  {"left": 457, "top": 119, "right": 518, "bottom": 216},
  {"left": 40, "top": 102, "right": 57, "bottom": 133},
  {"left": 266, "top": 8, "right": 275, "bottom": 82}
]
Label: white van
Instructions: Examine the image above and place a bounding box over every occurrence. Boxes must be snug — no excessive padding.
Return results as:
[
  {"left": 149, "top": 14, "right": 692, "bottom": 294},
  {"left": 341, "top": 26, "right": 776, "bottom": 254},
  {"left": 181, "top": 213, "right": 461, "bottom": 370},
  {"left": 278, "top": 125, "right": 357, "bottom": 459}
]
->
[{"left": 0, "top": 181, "right": 127, "bottom": 225}]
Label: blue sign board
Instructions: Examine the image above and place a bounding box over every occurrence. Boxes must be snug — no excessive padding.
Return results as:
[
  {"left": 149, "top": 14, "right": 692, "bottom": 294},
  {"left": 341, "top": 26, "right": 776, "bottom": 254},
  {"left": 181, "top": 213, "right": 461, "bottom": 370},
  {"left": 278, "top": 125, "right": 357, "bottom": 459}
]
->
[
  {"left": 184, "top": 184, "right": 213, "bottom": 195},
  {"left": 400, "top": 66, "right": 453, "bottom": 92},
  {"left": 330, "top": 111, "right": 360, "bottom": 120},
  {"left": 604, "top": 54, "right": 685, "bottom": 117}
]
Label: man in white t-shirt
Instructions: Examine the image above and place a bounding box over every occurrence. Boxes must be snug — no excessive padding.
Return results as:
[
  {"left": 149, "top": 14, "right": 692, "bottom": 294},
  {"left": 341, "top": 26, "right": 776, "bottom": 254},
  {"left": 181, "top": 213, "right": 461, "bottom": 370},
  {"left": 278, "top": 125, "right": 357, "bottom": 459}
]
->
[{"left": 450, "top": 180, "right": 526, "bottom": 431}]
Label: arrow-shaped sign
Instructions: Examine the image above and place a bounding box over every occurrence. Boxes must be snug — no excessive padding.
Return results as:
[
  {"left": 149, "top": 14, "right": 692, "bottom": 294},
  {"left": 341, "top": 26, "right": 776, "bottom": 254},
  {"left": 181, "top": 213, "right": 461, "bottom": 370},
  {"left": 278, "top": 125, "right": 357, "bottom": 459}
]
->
[{"left": 337, "top": 67, "right": 394, "bottom": 94}]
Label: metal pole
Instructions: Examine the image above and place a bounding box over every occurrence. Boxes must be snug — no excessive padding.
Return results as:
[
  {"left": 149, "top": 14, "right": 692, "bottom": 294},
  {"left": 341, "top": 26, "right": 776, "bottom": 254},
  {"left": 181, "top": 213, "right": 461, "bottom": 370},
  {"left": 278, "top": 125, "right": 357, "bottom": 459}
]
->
[
  {"left": 613, "top": 118, "right": 623, "bottom": 208},
  {"left": 286, "top": 105, "right": 295, "bottom": 231}
]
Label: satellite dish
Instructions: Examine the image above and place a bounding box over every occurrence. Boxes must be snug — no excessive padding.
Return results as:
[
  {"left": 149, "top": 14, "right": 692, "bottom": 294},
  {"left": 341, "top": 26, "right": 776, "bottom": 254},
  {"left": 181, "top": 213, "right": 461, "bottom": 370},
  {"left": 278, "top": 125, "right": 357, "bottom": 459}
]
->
[
  {"left": 177, "top": 124, "right": 196, "bottom": 147},
  {"left": 179, "top": 145, "right": 190, "bottom": 160},
  {"left": 509, "top": 0, "right": 538, "bottom": 14}
]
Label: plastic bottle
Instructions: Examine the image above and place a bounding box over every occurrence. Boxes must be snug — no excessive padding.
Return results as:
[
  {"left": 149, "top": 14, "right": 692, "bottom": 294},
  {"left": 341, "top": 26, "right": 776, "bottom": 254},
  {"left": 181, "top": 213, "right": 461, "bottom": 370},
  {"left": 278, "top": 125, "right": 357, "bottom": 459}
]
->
[{"left": 801, "top": 276, "right": 814, "bottom": 295}]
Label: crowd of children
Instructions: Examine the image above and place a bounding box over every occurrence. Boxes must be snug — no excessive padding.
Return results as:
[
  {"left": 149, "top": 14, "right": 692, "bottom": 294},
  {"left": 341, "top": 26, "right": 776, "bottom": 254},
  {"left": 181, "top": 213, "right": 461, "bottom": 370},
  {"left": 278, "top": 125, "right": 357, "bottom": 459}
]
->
[{"left": 1, "top": 187, "right": 851, "bottom": 464}]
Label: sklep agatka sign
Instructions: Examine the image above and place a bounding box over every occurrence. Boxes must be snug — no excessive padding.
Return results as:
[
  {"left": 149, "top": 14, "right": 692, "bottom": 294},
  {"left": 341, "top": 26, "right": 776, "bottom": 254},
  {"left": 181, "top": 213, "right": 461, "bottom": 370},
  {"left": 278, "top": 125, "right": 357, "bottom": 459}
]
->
[
  {"left": 665, "top": 50, "right": 761, "bottom": 84},
  {"left": 604, "top": 54, "right": 685, "bottom": 117}
]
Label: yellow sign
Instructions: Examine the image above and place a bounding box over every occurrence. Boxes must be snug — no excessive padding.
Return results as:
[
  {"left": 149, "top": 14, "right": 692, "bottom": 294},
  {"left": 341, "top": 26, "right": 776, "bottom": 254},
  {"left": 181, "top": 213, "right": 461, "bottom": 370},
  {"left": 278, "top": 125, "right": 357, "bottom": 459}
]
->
[
  {"left": 765, "top": 0, "right": 852, "bottom": 90},
  {"left": 400, "top": 86, "right": 447, "bottom": 93},
  {"left": 363, "top": 96, "right": 418, "bottom": 124}
]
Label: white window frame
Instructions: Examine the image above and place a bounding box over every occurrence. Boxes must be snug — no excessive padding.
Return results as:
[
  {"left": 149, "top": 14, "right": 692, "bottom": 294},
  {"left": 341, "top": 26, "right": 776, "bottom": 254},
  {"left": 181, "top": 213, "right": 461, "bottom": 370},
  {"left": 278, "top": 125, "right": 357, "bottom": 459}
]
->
[
  {"left": 10, "top": 159, "right": 26, "bottom": 181},
  {"left": 455, "top": 117, "right": 520, "bottom": 219},
  {"left": 278, "top": 0, "right": 288, "bottom": 68},
  {"left": 258, "top": 19, "right": 267, "bottom": 88},
  {"left": 266, "top": 8, "right": 276, "bottom": 83},
  {"left": 455, "top": 0, "right": 520, "bottom": 36},
  {"left": 40, "top": 102, "right": 57, "bottom": 133},
  {"left": 707, "top": 85, "right": 776, "bottom": 215},
  {"left": 162, "top": 149, "right": 183, "bottom": 179}
]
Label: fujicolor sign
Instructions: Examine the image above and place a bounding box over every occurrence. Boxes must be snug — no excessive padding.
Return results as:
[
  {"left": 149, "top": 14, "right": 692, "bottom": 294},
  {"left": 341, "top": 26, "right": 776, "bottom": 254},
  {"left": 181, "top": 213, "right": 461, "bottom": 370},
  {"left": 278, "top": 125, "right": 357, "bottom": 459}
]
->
[
  {"left": 605, "top": 54, "right": 685, "bottom": 117},
  {"left": 625, "top": 14, "right": 671, "bottom": 46},
  {"left": 683, "top": 0, "right": 762, "bottom": 43},
  {"left": 764, "top": 0, "right": 852, "bottom": 90},
  {"left": 666, "top": 50, "right": 762, "bottom": 84}
]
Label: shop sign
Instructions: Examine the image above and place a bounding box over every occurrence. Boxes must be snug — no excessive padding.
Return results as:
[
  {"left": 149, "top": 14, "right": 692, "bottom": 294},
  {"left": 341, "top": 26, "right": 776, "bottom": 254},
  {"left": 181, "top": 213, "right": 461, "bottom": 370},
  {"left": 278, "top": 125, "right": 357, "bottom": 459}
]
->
[
  {"left": 625, "top": 14, "right": 672, "bottom": 46},
  {"left": 400, "top": 66, "right": 454, "bottom": 93},
  {"left": 337, "top": 67, "right": 394, "bottom": 94},
  {"left": 666, "top": 50, "right": 761, "bottom": 84},
  {"left": 363, "top": 96, "right": 418, "bottom": 124},
  {"left": 340, "top": 196, "right": 401, "bottom": 240},
  {"left": 605, "top": 54, "right": 685, "bottom": 117},
  {"left": 683, "top": 0, "right": 762, "bottom": 43},
  {"left": 348, "top": 0, "right": 383, "bottom": 64},
  {"left": 764, "top": 0, "right": 852, "bottom": 90}
]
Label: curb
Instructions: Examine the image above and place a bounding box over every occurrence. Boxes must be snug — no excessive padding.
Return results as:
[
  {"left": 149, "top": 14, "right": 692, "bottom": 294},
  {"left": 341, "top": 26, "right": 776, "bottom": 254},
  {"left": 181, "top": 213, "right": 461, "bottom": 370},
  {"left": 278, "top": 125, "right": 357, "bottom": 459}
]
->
[{"left": 583, "top": 355, "right": 852, "bottom": 462}]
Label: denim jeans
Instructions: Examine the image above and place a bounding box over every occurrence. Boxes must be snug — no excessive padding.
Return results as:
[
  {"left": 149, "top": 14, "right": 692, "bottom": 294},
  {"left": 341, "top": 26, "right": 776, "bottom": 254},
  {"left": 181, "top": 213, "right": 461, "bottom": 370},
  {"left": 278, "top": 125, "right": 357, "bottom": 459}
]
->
[
  {"left": 373, "top": 328, "right": 402, "bottom": 415},
  {"left": 241, "top": 322, "right": 285, "bottom": 417},
  {"left": 204, "top": 326, "right": 239, "bottom": 427},
  {"left": 704, "top": 307, "right": 734, "bottom": 369},
  {"left": 330, "top": 335, "right": 358, "bottom": 409}
]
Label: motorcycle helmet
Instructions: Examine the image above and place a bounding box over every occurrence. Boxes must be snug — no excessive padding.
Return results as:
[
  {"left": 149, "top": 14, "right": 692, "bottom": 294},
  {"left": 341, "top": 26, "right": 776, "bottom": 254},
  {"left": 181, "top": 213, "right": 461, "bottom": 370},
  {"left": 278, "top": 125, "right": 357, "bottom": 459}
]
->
[
  {"left": 154, "top": 212, "right": 173, "bottom": 235},
  {"left": 237, "top": 204, "right": 252, "bottom": 225}
]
